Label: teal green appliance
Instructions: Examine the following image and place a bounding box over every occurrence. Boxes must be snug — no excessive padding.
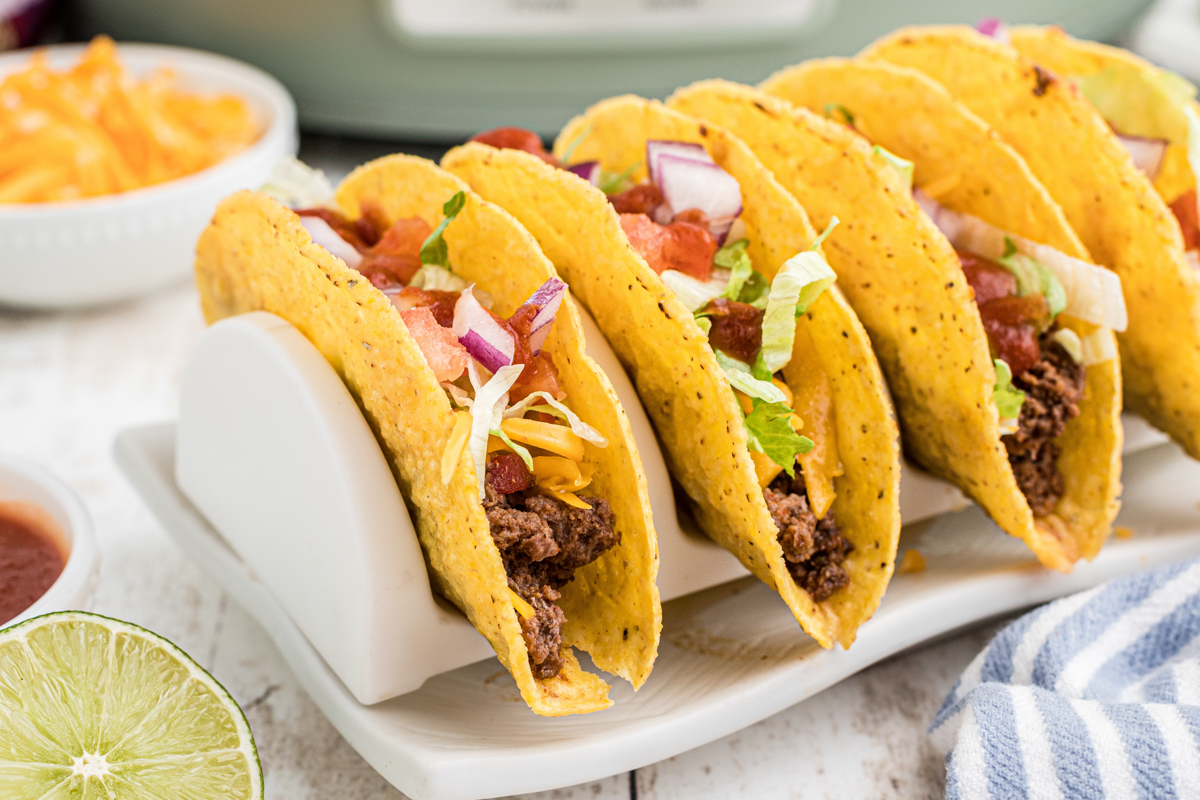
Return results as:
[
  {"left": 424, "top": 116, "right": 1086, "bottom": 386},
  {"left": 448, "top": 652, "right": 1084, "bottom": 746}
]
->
[{"left": 76, "top": 0, "right": 1152, "bottom": 139}]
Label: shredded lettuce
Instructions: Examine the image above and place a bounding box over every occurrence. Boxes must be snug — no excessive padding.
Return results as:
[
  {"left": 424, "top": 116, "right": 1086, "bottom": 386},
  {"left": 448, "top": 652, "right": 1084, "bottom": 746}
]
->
[
  {"left": 420, "top": 191, "right": 467, "bottom": 269},
  {"left": 260, "top": 157, "right": 335, "bottom": 209},
  {"left": 759, "top": 250, "right": 837, "bottom": 372},
  {"left": 1050, "top": 328, "right": 1083, "bottom": 364},
  {"left": 874, "top": 145, "right": 914, "bottom": 190},
  {"left": 466, "top": 363, "right": 524, "bottom": 499},
  {"left": 695, "top": 316, "right": 712, "bottom": 336},
  {"left": 740, "top": 272, "right": 771, "bottom": 308},
  {"left": 660, "top": 269, "right": 729, "bottom": 312},
  {"left": 502, "top": 391, "right": 608, "bottom": 445},
  {"left": 598, "top": 162, "right": 640, "bottom": 195},
  {"left": 490, "top": 426, "right": 534, "bottom": 469},
  {"left": 993, "top": 359, "right": 1026, "bottom": 421},
  {"left": 716, "top": 239, "right": 753, "bottom": 301},
  {"left": 743, "top": 398, "right": 813, "bottom": 476},
  {"left": 1079, "top": 64, "right": 1196, "bottom": 144},
  {"left": 714, "top": 351, "right": 787, "bottom": 404},
  {"left": 409, "top": 264, "right": 470, "bottom": 293},
  {"left": 997, "top": 238, "right": 1067, "bottom": 318}
]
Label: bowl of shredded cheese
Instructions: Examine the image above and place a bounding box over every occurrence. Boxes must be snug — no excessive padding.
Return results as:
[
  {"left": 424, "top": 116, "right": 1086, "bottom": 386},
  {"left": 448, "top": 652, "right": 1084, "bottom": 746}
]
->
[{"left": 0, "top": 37, "right": 296, "bottom": 308}]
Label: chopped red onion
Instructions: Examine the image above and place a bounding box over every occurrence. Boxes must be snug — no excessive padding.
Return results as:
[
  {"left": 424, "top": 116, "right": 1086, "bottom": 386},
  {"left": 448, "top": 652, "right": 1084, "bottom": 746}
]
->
[
  {"left": 646, "top": 140, "right": 712, "bottom": 185},
  {"left": 567, "top": 161, "right": 601, "bottom": 186},
  {"left": 1116, "top": 134, "right": 1169, "bottom": 180},
  {"left": 520, "top": 277, "right": 567, "bottom": 354},
  {"left": 453, "top": 286, "right": 515, "bottom": 372},
  {"left": 299, "top": 216, "right": 362, "bottom": 268},
  {"left": 976, "top": 17, "right": 1010, "bottom": 44},
  {"left": 656, "top": 154, "right": 743, "bottom": 232}
]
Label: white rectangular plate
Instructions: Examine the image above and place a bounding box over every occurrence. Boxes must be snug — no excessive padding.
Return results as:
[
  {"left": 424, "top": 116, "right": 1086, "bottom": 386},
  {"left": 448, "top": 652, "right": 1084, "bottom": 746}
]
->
[{"left": 115, "top": 423, "right": 1200, "bottom": 800}]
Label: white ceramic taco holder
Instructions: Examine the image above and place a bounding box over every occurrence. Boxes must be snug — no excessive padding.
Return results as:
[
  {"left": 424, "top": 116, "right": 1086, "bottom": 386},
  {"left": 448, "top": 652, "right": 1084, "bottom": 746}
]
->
[{"left": 116, "top": 307, "right": 1200, "bottom": 800}]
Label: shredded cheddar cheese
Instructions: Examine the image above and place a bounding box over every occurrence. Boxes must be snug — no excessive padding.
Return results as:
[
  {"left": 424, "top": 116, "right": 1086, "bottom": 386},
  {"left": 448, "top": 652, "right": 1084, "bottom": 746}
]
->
[
  {"left": 0, "top": 36, "right": 259, "bottom": 203},
  {"left": 442, "top": 412, "right": 472, "bottom": 485},
  {"left": 544, "top": 489, "right": 592, "bottom": 509},
  {"left": 508, "top": 588, "right": 535, "bottom": 619},
  {"left": 500, "top": 417, "right": 586, "bottom": 461}
]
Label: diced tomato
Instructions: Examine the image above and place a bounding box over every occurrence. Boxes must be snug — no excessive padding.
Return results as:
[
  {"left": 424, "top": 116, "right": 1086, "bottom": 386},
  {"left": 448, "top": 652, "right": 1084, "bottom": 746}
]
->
[
  {"left": 504, "top": 303, "right": 565, "bottom": 401},
  {"left": 662, "top": 220, "right": 716, "bottom": 280},
  {"left": 511, "top": 352, "right": 564, "bottom": 402},
  {"left": 672, "top": 208, "right": 710, "bottom": 227},
  {"left": 1170, "top": 189, "right": 1200, "bottom": 252},
  {"left": 296, "top": 208, "right": 374, "bottom": 251},
  {"left": 957, "top": 249, "right": 1017, "bottom": 306},
  {"left": 978, "top": 294, "right": 1048, "bottom": 377},
  {"left": 608, "top": 183, "right": 664, "bottom": 215},
  {"left": 389, "top": 286, "right": 459, "bottom": 327},
  {"left": 373, "top": 216, "right": 433, "bottom": 259},
  {"left": 399, "top": 307, "right": 468, "bottom": 382},
  {"left": 469, "top": 126, "right": 560, "bottom": 167},
  {"left": 486, "top": 452, "right": 533, "bottom": 495},
  {"left": 358, "top": 216, "right": 433, "bottom": 286},
  {"left": 619, "top": 213, "right": 716, "bottom": 279},
  {"left": 620, "top": 213, "right": 671, "bottom": 272},
  {"left": 702, "top": 298, "right": 764, "bottom": 365}
]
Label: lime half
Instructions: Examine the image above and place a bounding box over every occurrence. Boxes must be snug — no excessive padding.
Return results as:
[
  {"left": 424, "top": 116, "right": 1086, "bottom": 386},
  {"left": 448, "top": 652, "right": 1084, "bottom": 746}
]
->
[{"left": 0, "top": 611, "right": 263, "bottom": 800}]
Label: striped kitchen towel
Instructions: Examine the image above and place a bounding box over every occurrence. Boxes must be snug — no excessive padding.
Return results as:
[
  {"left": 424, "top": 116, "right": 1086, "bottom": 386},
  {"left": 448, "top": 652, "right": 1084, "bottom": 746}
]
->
[{"left": 931, "top": 557, "right": 1200, "bottom": 799}]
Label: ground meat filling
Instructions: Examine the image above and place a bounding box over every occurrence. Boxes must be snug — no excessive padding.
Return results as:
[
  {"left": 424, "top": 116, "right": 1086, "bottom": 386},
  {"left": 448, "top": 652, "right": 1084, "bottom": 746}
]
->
[
  {"left": 762, "top": 473, "right": 853, "bottom": 603},
  {"left": 1003, "top": 334, "right": 1086, "bottom": 516},
  {"left": 483, "top": 455, "right": 620, "bottom": 680}
]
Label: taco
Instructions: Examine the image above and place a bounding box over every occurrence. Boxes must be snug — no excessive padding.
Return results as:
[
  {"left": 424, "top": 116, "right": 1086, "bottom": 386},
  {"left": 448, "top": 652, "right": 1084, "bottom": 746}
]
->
[
  {"left": 195, "top": 155, "right": 661, "bottom": 716},
  {"left": 667, "top": 77, "right": 1124, "bottom": 569},
  {"left": 441, "top": 98, "right": 901, "bottom": 650},
  {"left": 862, "top": 25, "right": 1200, "bottom": 461},
  {"left": 1007, "top": 26, "right": 1200, "bottom": 266}
]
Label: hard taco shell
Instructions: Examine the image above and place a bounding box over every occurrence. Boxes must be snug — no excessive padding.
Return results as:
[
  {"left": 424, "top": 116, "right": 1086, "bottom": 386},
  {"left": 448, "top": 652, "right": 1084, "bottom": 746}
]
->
[
  {"left": 668, "top": 77, "right": 1121, "bottom": 569},
  {"left": 444, "top": 97, "right": 901, "bottom": 648},
  {"left": 195, "top": 155, "right": 660, "bottom": 716}
]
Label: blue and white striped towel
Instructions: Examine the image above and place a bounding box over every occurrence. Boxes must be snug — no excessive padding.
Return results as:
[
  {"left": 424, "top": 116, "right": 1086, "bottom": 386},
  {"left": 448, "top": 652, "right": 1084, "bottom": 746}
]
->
[{"left": 932, "top": 557, "right": 1200, "bottom": 799}]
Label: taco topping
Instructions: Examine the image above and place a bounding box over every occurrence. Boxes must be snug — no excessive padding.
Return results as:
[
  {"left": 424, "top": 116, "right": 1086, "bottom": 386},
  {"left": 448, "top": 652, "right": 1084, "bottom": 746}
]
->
[
  {"left": 1171, "top": 189, "right": 1200, "bottom": 252},
  {"left": 955, "top": 241, "right": 1084, "bottom": 511},
  {"left": 469, "top": 127, "right": 561, "bottom": 167},
  {"left": 472, "top": 129, "right": 851, "bottom": 601},
  {"left": 1003, "top": 335, "right": 1087, "bottom": 516},
  {"left": 293, "top": 185, "right": 616, "bottom": 680},
  {"left": 484, "top": 476, "right": 618, "bottom": 679},
  {"left": 912, "top": 188, "right": 1120, "bottom": 513},
  {"left": 763, "top": 472, "right": 853, "bottom": 602}
]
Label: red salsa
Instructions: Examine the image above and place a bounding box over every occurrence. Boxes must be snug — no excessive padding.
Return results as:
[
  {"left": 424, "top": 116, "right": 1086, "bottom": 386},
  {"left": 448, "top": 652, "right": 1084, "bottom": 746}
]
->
[{"left": 0, "top": 502, "right": 67, "bottom": 626}]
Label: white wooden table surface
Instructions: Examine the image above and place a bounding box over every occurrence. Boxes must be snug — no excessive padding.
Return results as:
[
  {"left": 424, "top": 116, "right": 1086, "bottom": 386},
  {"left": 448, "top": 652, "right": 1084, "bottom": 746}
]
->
[{"left": 0, "top": 139, "right": 1005, "bottom": 799}]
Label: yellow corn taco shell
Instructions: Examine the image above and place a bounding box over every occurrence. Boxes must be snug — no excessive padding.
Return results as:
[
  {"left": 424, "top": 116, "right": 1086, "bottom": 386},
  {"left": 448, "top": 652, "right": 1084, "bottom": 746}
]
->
[
  {"left": 444, "top": 96, "right": 901, "bottom": 649},
  {"left": 195, "top": 155, "right": 661, "bottom": 716},
  {"left": 1008, "top": 25, "right": 1200, "bottom": 215},
  {"left": 668, "top": 77, "right": 1121, "bottom": 569},
  {"left": 863, "top": 26, "right": 1200, "bottom": 462}
]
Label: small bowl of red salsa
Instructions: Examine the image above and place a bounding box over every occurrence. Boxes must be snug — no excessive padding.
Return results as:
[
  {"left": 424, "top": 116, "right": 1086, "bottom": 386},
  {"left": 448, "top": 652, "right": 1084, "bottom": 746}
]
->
[{"left": 0, "top": 453, "right": 98, "bottom": 628}]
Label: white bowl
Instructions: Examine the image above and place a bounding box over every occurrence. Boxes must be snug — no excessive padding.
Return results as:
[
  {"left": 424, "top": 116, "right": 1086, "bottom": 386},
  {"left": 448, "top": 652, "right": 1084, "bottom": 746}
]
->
[
  {"left": 0, "top": 452, "right": 99, "bottom": 626},
  {"left": 0, "top": 43, "right": 297, "bottom": 309}
]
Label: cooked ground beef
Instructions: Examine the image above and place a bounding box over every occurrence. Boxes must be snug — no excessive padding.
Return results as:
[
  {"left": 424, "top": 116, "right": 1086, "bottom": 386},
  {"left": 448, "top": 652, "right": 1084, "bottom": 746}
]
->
[
  {"left": 701, "top": 298, "right": 764, "bottom": 365},
  {"left": 484, "top": 455, "right": 619, "bottom": 679},
  {"left": 763, "top": 472, "right": 853, "bottom": 603},
  {"left": 1003, "top": 334, "right": 1086, "bottom": 516}
]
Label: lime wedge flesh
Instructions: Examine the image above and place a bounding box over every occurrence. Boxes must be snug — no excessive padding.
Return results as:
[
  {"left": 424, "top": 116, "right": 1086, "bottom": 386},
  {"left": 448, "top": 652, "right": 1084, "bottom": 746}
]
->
[{"left": 0, "top": 611, "right": 262, "bottom": 800}]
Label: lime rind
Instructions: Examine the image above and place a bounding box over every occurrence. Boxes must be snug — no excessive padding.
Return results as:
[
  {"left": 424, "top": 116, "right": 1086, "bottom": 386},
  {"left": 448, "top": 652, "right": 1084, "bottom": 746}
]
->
[{"left": 0, "top": 610, "right": 263, "bottom": 800}]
